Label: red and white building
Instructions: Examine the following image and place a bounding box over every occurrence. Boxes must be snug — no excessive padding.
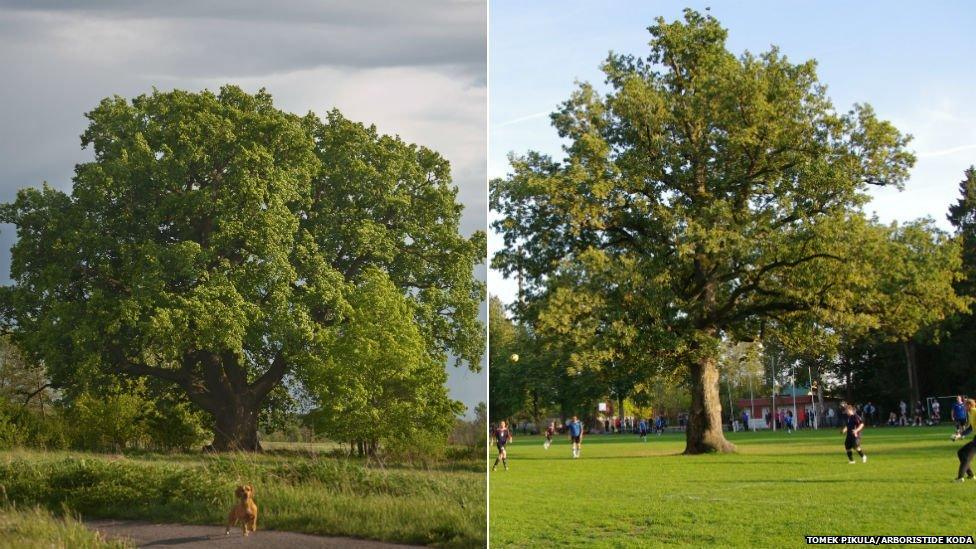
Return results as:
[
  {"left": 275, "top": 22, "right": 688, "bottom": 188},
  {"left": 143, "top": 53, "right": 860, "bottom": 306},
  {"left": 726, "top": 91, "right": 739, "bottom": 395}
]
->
[{"left": 736, "top": 390, "right": 844, "bottom": 429}]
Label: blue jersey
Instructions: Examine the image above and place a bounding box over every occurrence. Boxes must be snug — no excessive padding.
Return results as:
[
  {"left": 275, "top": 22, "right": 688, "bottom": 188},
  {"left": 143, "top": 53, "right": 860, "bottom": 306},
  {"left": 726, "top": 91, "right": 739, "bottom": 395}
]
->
[
  {"left": 568, "top": 421, "right": 582, "bottom": 437},
  {"left": 954, "top": 402, "right": 967, "bottom": 420},
  {"left": 638, "top": 420, "right": 647, "bottom": 431}
]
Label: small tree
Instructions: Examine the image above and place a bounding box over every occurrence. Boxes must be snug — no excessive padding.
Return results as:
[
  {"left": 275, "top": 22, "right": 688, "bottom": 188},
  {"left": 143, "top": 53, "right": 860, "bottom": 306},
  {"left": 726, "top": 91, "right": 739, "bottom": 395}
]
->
[
  {"left": 305, "top": 269, "right": 464, "bottom": 457},
  {"left": 70, "top": 390, "right": 148, "bottom": 452}
]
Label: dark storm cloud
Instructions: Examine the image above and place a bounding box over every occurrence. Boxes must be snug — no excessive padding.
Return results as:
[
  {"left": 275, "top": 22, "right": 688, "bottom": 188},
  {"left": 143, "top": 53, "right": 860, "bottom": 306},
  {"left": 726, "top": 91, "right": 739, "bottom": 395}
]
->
[
  {"left": 0, "top": 1, "right": 486, "bottom": 80},
  {"left": 0, "top": 0, "right": 482, "bottom": 26}
]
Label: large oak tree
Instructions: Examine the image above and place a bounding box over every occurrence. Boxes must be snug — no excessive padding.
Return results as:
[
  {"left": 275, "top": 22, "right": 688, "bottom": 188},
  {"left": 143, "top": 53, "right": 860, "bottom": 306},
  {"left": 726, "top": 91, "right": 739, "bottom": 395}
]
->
[
  {"left": 0, "top": 86, "right": 485, "bottom": 451},
  {"left": 491, "top": 10, "right": 914, "bottom": 453}
]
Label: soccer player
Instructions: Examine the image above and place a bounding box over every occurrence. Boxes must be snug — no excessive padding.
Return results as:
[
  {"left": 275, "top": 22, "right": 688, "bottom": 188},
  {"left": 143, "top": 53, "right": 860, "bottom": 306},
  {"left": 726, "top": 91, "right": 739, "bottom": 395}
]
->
[
  {"left": 568, "top": 416, "right": 583, "bottom": 458},
  {"left": 492, "top": 421, "right": 512, "bottom": 471},
  {"left": 544, "top": 421, "right": 555, "bottom": 450},
  {"left": 952, "top": 396, "right": 968, "bottom": 432},
  {"left": 951, "top": 399, "right": 976, "bottom": 482},
  {"left": 841, "top": 403, "right": 867, "bottom": 464},
  {"left": 638, "top": 418, "right": 648, "bottom": 442}
]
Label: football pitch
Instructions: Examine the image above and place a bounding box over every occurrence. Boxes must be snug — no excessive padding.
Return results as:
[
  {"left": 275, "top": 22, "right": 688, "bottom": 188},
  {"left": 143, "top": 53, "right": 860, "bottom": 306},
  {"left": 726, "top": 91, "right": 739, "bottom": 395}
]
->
[{"left": 489, "top": 427, "right": 974, "bottom": 547}]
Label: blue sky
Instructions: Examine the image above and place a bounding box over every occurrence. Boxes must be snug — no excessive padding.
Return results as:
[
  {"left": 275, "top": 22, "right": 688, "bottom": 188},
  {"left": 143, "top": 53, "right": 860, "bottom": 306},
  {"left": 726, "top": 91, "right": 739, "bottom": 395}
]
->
[{"left": 489, "top": 0, "right": 976, "bottom": 305}]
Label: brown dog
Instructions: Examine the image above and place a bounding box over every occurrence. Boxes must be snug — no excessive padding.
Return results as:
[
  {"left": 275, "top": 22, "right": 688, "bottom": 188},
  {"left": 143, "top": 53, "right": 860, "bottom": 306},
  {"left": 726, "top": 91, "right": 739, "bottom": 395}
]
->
[{"left": 225, "top": 484, "right": 258, "bottom": 536}]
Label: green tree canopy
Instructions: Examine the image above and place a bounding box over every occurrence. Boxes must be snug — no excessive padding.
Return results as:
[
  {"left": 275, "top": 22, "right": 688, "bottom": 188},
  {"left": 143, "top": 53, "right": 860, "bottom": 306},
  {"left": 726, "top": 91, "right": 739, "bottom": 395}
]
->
[
  {"left": 0, "top": 86, "right": 484, "bottom": 451},
  {"left": 491, "top": 10, "right": 915, "bottom": 453},
  {"left": 948, "top": 166, "right": 976, "bottom": 293},
  {"left": 304, "top": 269, "right": 463, "bottom": 456}
]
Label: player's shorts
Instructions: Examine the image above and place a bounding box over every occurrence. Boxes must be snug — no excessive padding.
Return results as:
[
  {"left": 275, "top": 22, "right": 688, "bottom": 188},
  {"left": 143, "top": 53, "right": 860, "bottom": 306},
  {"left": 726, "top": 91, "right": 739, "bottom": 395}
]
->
[
  {"left": 639, "top": 429, "right": 647, "bottom": 436},
  {"left": 844, "top": 433, "right": 861, "bottom": 450},
  {"left": 496, "top": 441, "right": 507, "bottom": 451},
  {"left": 957, "top": 420, "right": 968, "bottom": 430},
  {"left": 570, "top": 435, "right": 581, "bottom": 443}
]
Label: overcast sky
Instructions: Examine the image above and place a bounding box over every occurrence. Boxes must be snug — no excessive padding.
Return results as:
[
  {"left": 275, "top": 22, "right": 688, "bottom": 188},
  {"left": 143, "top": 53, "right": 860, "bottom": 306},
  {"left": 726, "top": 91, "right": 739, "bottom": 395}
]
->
[
  {"left": 0, "top": 0, "right": 487, "bottom": 413},
  {"left": 490, "top": 0, "right": 976, "bottom": 309}
]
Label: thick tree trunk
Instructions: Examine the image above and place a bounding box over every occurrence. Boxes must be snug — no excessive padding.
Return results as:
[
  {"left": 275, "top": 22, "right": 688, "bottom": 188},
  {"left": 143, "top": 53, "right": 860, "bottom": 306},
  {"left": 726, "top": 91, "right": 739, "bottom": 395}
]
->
[
  {"left": 186, "top": 352, "right": 288, "bottom": 453},
  {"left": 210, "top": 400, "right": 262, "bottom": 452},
  {"left": 119, "top": 349, "right": 288, "bottom": 453},
  {"left": 684, "top": 355, "right": 736, "bottom": 454}
]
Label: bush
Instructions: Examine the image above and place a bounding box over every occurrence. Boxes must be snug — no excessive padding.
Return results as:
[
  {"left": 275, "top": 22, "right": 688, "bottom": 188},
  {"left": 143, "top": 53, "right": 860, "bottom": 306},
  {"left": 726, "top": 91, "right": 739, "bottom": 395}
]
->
[
  {"left": 143, "top": 398, "right": 209, "bottom": 452},
  {"left": 0, "top": 398, "right": 69, "bottom": 450},
  {"left": 69, "top": 393, "right": 147, "bottom": 452},
  {"left": 12, "top": 409, "right": 69, "bottom": 450},
  {"left": 0, "top": 456, "right": 224, "bottom": 521},
  {"left": 65, "top": 389, "right": 210, "bottom": 453},
  {"left": 0, "top": 401, "right": 24, "bottom": 449},
  {"left": 382, "top": 430, "right": 450, "bottom": 465}
]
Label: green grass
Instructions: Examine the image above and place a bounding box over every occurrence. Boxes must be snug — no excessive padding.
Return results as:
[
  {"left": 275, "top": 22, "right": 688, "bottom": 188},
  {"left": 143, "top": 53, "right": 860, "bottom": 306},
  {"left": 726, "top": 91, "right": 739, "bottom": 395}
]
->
[
  {"left": 260, "top": 440, "right": 342, "bottom": 452},
  {"left": 0, "top": 449, "right": 484, "bottom": 548},
  {"left": 0, "top": 505, "right": 130, "bottom": 549},
  {"left": 489, "top": 427, "right": 975, "bottom": 547}
]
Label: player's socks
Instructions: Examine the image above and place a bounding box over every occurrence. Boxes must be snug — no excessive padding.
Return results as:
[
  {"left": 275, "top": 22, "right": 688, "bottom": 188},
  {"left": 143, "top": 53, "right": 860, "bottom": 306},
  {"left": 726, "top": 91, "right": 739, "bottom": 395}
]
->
[
  {"left": 502, "top": 458, "right": 508, "bottom": 470},
  {"left": 846, "top": 450, "right": 854, "bottom": 462},
  {"left": 492, "top": 457, "right": 499, "bottom": 470}
]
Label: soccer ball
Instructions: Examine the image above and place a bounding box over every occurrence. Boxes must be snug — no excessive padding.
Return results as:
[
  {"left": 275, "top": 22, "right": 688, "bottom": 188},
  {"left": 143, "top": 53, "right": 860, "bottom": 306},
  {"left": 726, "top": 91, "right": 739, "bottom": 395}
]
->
[{"left": 510, "top": 353, "right": 519, "bottom": 362}]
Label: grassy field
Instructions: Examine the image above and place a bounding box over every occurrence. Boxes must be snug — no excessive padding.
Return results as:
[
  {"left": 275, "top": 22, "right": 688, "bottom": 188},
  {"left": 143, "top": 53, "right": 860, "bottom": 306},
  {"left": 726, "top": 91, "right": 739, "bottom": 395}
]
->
[
  {"left": 259, "top": 440, "right": 343, "bottom": 452},
  {"left": 0, "top": 449, "right": 484, "bottom": 548},
  {"left": 489, "top": 427, "right": 975, "bottom": 547},
  {"left": 0, "top": 506, "right": 130, "bottom": 548}
]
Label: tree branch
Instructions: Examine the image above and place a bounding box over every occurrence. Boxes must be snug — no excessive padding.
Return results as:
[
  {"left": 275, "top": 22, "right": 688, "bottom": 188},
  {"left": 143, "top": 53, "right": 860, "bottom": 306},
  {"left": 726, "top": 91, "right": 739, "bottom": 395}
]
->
[{"left": 249, "top": 352, "right": 288, "bottom": 403}]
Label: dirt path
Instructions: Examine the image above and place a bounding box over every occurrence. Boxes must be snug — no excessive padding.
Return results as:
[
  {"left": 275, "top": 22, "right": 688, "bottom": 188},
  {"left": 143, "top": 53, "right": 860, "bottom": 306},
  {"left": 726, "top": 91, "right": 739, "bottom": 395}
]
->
[{"left": 86, "top": 519, "right": 422, "bottom": 548}]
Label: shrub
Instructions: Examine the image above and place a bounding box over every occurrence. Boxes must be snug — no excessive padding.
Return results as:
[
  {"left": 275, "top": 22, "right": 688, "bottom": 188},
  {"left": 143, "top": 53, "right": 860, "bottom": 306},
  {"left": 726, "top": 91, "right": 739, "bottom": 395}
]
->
[
  {"left": 69, "top": 393, "right": 147, "bottom": 452},
  {"left": 142, "top": 398, "right": 209, "bottom": 452},
  {"left": 0, "top": 398, "right": 69, "bottom": 450},
  {"left": 0, "top": 400, "right": 24, "bottom": 449}
]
